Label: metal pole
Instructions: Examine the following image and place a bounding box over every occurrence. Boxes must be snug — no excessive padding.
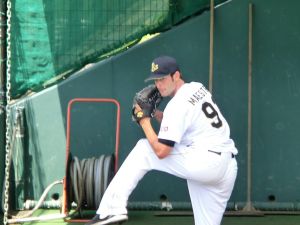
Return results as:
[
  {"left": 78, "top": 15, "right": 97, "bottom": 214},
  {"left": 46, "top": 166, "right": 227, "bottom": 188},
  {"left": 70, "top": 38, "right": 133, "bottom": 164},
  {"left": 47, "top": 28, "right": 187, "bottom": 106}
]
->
[
  {"left": 243, "top": 3, "right": 257, "bottom": 212},
  {"left": 208, "top": 0, "right": 214, "bottom": 93}
]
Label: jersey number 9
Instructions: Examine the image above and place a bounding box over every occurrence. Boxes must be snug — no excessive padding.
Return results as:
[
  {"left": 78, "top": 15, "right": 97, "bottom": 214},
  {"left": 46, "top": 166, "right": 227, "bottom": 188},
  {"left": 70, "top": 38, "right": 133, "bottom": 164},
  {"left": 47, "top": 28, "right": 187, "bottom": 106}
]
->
[{"left": 202, "top": 102, "right": 223, "bottom": 128}]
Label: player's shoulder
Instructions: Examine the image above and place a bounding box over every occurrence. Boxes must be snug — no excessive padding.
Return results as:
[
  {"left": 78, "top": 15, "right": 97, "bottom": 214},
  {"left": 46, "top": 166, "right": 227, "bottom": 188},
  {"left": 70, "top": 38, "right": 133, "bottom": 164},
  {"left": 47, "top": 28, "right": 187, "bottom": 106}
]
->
[
  {"left": 180, "top": 82, "right": 209, "bottom": 97},
  {"left": 177, "top": 81, "right": 200, "bottom": 92},
  {"left": 183, "top": 81, "right": 206, "bottom": 90},
  {"left": 189, "top": 81, "right": 205, "bottom": 88}
]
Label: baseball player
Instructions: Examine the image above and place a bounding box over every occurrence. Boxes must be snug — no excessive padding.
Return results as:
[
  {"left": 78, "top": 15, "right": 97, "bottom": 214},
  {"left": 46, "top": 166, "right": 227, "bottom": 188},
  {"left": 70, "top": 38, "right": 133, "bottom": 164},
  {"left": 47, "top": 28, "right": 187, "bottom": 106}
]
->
[{"left": 86, "top": 56, "right": 238, "bottom": 225}]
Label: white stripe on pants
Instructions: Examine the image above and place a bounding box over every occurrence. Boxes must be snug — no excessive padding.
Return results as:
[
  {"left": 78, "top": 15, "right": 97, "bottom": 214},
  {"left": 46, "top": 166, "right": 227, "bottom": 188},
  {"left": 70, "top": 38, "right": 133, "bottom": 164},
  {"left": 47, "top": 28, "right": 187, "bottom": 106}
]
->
[{"left": 97, "top": 138, "right": 237, "bottom": 225}]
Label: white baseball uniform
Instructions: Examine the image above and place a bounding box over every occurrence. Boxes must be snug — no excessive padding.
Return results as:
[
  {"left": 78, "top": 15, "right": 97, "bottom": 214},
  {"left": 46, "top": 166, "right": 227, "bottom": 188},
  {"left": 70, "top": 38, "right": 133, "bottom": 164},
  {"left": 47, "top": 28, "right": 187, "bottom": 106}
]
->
[{"left": 97, "top": 82, "right": 238, "bottom": 225}]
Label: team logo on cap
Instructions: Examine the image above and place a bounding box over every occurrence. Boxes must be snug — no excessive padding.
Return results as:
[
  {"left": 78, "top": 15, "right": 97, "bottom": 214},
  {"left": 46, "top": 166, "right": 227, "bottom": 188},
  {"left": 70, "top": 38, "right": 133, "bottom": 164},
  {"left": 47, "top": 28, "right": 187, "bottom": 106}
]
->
[{"left": 151, "top": 62, "right": 158, "bottom": 72}]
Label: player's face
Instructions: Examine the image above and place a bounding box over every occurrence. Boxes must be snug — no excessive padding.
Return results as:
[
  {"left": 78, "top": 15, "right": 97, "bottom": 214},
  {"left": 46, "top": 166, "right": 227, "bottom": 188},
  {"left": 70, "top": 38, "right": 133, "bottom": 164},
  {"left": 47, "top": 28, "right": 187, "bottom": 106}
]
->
[{"left": 154, "top": 74, "right": 177, "bottom": 97}]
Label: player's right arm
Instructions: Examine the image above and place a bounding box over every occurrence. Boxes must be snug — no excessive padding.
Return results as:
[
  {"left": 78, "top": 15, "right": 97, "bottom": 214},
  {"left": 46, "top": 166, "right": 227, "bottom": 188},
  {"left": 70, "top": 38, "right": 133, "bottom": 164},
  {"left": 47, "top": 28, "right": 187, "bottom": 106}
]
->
[
  {"left": 134, "top": 104, "right": 172, "bottom": 158},
  {"left": 139, "top": 117, "right": 173, "bottom": 159}
]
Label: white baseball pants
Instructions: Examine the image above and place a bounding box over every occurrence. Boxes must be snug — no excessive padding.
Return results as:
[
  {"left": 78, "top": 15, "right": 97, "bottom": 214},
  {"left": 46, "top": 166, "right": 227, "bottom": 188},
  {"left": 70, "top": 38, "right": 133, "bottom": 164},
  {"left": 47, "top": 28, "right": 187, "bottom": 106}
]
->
[{"left": 96, "top": 138, "right": 237, "bottom": 225}]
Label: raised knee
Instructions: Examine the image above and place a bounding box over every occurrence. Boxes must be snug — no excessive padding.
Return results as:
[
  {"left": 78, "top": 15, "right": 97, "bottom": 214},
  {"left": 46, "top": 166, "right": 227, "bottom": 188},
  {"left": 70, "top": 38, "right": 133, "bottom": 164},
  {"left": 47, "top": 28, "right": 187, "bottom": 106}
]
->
[
  {"left": 132, "top": 139, "right": 152, "bottom": 154},
  {"left": 136, "top": 138, "right": 149, "bottom": 147}
]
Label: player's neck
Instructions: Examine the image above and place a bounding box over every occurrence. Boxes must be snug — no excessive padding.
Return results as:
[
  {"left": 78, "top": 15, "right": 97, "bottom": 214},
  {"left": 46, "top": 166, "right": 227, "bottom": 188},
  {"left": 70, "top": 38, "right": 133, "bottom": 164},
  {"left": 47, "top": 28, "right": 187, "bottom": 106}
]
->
[{"left": 172, "top": 79, "right": 185, "bottom": 97}]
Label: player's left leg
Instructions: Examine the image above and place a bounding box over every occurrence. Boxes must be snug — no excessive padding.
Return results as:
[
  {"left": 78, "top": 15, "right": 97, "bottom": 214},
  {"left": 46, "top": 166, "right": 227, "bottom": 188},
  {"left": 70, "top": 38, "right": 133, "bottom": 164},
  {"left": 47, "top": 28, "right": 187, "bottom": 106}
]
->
[
  {"left": 91, "top": 138, "right": 194, "bottom": 225},
  {"left": 86, "top": 139, "right": 154, "bottom": 225},
  {"left": 95, "top": 139, "right": 152, "bottom": 218},
  {"left": 187, "top": 156, "right": 237, "bottom": 225}
]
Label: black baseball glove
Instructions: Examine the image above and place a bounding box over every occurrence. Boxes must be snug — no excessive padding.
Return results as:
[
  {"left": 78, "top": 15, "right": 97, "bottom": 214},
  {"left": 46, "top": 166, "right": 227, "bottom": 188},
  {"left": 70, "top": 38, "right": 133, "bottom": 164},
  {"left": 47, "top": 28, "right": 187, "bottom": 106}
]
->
[{"left": 132, "top": 84, "right": 163, "bottom": 123}]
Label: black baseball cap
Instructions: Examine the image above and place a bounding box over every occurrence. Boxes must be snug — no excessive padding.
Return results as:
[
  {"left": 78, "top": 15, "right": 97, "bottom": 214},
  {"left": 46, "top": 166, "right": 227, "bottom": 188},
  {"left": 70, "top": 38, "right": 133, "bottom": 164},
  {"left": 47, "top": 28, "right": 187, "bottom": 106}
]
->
[{"left": 145, "top": 56, "right": 179, "bottom": 82}]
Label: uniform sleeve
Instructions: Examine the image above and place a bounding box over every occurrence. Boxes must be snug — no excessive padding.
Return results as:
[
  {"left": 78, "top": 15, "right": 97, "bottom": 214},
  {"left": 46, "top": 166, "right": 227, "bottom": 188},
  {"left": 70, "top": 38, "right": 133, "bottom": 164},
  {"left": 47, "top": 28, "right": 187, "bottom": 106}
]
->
[{"left": 158, "top": 99, "right": 190, "bottom": 143}]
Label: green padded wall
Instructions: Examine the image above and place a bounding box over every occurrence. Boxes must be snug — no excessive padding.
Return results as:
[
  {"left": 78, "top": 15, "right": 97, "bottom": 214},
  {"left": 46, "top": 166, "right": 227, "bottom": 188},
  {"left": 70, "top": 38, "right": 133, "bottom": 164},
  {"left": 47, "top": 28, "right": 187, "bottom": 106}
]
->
[
  {"left": 2, "top": 0, "right": 300, "bottom": 211},
  {"left": 251, "top": 0, "right": 300, "bottom": 203}
]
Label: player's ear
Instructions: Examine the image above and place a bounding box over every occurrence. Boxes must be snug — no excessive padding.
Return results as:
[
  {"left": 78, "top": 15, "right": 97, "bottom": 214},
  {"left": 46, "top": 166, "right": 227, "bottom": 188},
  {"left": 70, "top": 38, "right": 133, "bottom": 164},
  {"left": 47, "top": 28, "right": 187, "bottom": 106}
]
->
[{"left": 173, "top": 71, "right": 180, "bottom": 81}]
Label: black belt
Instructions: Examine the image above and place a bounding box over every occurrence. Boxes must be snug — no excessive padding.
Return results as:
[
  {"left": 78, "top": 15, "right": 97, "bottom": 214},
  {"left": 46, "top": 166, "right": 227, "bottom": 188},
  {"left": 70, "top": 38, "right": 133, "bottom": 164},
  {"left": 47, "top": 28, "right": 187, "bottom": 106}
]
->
[{"left": 208, "top": 150, "right": 235, "bottom": 158}]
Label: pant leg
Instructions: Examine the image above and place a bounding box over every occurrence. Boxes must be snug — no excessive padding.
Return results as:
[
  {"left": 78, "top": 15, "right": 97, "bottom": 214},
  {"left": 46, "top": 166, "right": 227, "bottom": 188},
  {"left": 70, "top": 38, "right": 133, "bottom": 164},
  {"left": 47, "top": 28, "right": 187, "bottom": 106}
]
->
[
  {"left": 96, "top": 139, "right": 189, "bottom": 217},
  {"left": 187, "top": 154, "right": 237, "bottom": 225}
]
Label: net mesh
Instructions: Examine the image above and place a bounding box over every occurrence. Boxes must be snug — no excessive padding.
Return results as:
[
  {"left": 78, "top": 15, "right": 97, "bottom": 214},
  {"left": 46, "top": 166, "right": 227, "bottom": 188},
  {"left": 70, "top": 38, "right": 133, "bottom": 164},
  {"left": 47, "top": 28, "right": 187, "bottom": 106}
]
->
[{"left": 7, "top": 0, "right": 226, "bottom": 98}]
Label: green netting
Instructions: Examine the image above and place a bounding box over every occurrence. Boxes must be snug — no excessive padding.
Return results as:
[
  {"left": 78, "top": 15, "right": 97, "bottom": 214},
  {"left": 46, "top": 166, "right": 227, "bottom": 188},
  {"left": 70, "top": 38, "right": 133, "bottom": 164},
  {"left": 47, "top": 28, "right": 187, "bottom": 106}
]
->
[{"left": 8, "top": 0, "right": 226, "bottom": 98}]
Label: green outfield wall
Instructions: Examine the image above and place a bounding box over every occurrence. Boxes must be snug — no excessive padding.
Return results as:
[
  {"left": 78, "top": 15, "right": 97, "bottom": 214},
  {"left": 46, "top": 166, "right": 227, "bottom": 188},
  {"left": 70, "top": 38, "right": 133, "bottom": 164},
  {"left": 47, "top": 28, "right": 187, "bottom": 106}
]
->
[{"left": 1, "top": 0, "right": 300, "bottom": 211}]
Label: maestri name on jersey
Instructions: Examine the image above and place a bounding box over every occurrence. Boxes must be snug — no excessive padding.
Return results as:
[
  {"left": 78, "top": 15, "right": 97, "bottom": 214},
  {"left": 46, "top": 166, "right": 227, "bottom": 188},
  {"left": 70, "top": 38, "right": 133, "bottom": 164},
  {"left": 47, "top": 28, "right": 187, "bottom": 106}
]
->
[{"left": 187, "top": 84, "right": 209, "bottom": 106}]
